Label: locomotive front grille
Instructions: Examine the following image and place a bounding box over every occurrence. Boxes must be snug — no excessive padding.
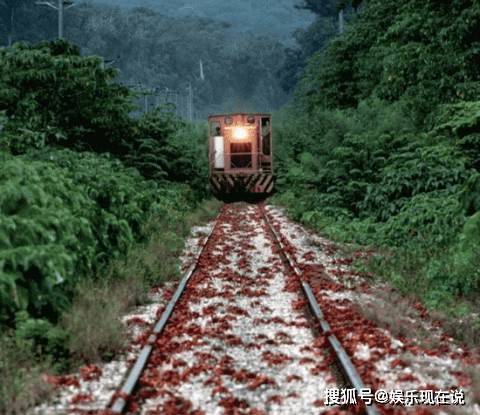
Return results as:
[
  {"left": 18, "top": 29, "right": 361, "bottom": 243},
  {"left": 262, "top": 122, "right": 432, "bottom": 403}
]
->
[
  {"left": 210, "top": 172, "right": 274, "bottom": 196},
  {"left": 230, "top": 143, "right": 252, "bottom": 169}
]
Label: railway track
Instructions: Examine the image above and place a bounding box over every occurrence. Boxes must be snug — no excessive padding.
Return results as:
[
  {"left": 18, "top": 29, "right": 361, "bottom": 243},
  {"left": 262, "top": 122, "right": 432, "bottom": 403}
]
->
[
  {"left": 108, "top": 203, "right": 379, "bottom": 415},
  {"left": 258, "top": 205, "right": 379, "bottom": 415},
  {"left": 108, "top": 214, "right": 219, "bottom": 414}
]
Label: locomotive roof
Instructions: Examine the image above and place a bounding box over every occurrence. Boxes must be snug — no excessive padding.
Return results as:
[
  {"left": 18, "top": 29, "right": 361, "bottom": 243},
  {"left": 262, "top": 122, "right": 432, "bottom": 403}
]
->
[{"left": 208, "top": 112, "right": 271, "bottom": 118}]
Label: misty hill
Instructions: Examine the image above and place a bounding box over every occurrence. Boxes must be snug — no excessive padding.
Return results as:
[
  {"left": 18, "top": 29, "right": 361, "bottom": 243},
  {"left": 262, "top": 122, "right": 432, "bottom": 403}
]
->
[{"left": 89, "top": 0, "right": 314, "bottom": 43}]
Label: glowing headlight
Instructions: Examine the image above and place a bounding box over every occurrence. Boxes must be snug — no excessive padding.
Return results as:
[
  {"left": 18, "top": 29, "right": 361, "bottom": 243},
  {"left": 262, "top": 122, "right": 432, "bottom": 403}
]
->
[{"left": 233, "top": 127, "right": 248, "bottom": 140}]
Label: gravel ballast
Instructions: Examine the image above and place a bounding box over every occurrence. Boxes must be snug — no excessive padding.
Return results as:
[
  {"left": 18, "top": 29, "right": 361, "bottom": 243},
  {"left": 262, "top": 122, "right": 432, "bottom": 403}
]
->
[{"left": 32, "top": 203, "right": 480, "bottom": 415}]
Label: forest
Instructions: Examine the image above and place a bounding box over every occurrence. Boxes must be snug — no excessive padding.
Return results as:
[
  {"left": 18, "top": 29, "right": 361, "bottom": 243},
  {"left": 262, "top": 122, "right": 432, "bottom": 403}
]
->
[
  {"left": 1, "top": 0, "right": 480, "bottom": 412},
  {"left": 95, "top": 0, "right": 315, "bottom": 43},
  {"left": 0, "top": 0, "right": 300, "bottom": 118},
  {"left": 275, "top": 0, "right": 480, "bottom": 314}
]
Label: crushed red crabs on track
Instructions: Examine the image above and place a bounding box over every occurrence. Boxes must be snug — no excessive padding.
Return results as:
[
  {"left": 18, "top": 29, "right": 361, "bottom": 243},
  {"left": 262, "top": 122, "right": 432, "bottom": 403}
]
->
[
  {"left": 265, "top": 205, "right": 480, "bottom": 414},
  {"left": 130, "top": 204, "right": 339, "bottom": 414},
  {"left": 32, "top": 204, "right": 479, "bottom": 415}
]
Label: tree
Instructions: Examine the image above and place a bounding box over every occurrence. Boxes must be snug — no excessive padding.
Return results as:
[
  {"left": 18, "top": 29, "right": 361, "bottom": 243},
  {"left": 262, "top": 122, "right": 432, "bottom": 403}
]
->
[
  {"left": 0, "top": 40, "right": 134, "bottom": 154},
  {"left": 0, "top": 2, "right": 288, "bottom": 115},
  {"left": 295, "top": 0, "right": 337, "bottom": 17},
  {"left": 297, "top": 0, "right": 363, "bottom": 15},
  {"left": 338, "top": 0, "right": 363, "bottom": 11},
  {"left": 279, "top": 1, "right": 338, "bottom": 92}
]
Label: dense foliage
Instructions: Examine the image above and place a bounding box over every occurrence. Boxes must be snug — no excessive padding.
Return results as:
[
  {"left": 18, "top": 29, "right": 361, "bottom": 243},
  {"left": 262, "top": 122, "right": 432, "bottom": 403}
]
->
[
  {"left": 0, "top": 39, "right": 211, "bottom": 395},
  {"left": 0, "top": 150, "right": 196, "bottom": 323},
  {"left": 275, "top": 0, "right": 480, "bottom": 310},
  {"left": 297, "top": 0, "right": 480, "bottom": 119},
  {"left": 0, "top": 41, "right": 133, "bottom": 154},
  {"left": 279, "top": 0, "right": 338, "bottom": 92},
  {"left": 0, "top": 40, "right": 208, "bottom": 189}
]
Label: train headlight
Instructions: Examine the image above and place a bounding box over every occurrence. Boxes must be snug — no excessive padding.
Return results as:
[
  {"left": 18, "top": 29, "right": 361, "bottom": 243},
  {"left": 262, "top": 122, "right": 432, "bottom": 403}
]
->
[{"left": 233, "top": 127, "right": 248, "bottom": 140}]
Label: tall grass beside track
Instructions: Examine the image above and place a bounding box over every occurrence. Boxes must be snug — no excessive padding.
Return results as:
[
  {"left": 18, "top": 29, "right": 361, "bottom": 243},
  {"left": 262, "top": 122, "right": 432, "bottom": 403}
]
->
[{"left": 64, "top": 199, "right": 220, "bottom": 364}]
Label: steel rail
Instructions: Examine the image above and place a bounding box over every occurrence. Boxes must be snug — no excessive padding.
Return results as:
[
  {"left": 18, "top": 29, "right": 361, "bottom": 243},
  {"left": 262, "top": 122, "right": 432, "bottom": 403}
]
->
[
  {"left": 109, "top": 215, "right": 220, "bottom": 414},
  {"left": 259, "top": 204, "right": 380, "bottom": 415}
]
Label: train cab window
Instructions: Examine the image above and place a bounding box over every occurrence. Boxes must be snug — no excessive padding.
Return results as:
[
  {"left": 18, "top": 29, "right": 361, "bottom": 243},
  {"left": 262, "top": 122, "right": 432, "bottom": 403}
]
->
[
  {"left": 261, "top": 118, "right": 271, "bottom": 156},
  {"left": 210, "top": 121, "right": 225, "bottom": 170},
  {"left": 210, "top": 121, "right": 221, "bottom": 136}
]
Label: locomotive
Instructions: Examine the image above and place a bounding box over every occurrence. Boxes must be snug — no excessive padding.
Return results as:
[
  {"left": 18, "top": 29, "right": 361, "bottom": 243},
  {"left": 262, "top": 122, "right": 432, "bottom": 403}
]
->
[{"left": 208, "top": 113, "right": 274, "bottom": 199}]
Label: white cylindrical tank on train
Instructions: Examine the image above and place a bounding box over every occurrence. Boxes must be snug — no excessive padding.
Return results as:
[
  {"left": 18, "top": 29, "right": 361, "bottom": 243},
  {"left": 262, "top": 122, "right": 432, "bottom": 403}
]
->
[{"left": 214, "top": 135, "right": 225, "bottom": 169}]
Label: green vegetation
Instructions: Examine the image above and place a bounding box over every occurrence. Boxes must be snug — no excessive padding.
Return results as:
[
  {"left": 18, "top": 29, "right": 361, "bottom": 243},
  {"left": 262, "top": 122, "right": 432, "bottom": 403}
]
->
[
  {"left": 2, "top": 0, "right": 480, "bottom": 409},
  {"left": 0, "top": 39, "right": 218, "bottom": 412},
  {"left": 63, "top": 198, "right": 219, "bottom": 363},
  {"left": 274, "top": 0, "right": 480, "bottom": 320},
  {"left": 0, "top": 332, "right": 52, "bottom": 415},
  {"left": 0, "top": 41, "right": 133, "bottom": 154}
]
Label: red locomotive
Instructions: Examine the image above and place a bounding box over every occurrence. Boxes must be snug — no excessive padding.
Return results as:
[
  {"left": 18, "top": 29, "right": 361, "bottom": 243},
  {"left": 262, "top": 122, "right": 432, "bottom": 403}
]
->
[{"left": 208, "top": 113, "right": 274, "bottom": 199}]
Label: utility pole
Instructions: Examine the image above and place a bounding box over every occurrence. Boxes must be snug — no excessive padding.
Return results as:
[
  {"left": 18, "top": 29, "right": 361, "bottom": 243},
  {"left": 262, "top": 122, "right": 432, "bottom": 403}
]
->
[
  {"left": 7, "top": 6, "right": 14, "bottom": 47},
  {"left": 187, "top": 83, "right": 194, "bottom": 122},
  {"left": 199, "top": 59, "right": 205, "bottom": 81},
  {"left": 174, "top": 91, "right": 179, "bottom": 118},
  {"left": 339, "top": 8, "right": 345, "bottom": 34},
  {"left": 154, "top": 88, "right": 159, "bottom": 108},
  {"left": 36, "top": 0, "right": 75, "bottom": 39},
  {"left": 59, "top": 0, "right": 64, "bottom": 38},
  {"left": 180, "top": 92, "right": 185, "bottom": 119}
]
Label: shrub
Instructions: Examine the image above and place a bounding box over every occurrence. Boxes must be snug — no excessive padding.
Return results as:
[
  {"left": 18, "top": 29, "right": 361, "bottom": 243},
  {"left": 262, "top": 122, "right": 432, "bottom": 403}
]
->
[
  {"left": 62, "top": 279, "right": 128, "bottom": 362},
  {"left": 425, "top": 212, "right": 480, "bottom": 300},
  {"left": 0, "top": 332, "right": 52, "bottom": 415},
  {"left": 126, "top": 109, "right": 185, "bottom": 182},
  {"left": 432, "top": 101, "right": 480, "bottom": 169},
  {"left": 15, "top": 312, "right": 69, "bottom": 371},
  {"left": 0, "top": 155, "right": 96, "bottom": 324},
  {"left": 0, "top": 41, "right": 134, "bottom": 155},
  {"left": 380, "top": 191, "right": 465, "bottom": 248},
  {"left": 0, "top": 149, "right": 196, "bottom": 327},
  {"left": 361, "top": 139, "right": 469, "bottom": 221}
]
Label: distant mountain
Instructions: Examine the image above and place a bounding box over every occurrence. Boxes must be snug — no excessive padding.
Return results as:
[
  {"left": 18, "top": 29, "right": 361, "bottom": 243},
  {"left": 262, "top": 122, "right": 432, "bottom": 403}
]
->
[{"left": 87, "top": 0, "right": 314, "bottom": 43}]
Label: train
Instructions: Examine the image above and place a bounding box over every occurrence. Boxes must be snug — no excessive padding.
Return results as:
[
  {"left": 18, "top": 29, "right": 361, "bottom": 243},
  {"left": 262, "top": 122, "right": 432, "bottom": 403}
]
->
[{"left": 208, "top": 113, "right": 274, "bottom": 199}]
